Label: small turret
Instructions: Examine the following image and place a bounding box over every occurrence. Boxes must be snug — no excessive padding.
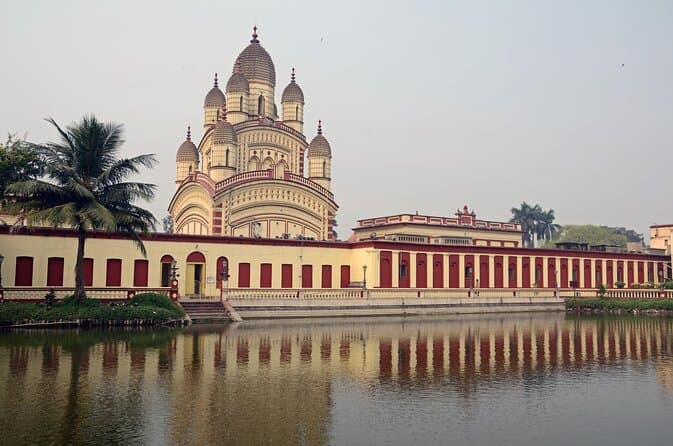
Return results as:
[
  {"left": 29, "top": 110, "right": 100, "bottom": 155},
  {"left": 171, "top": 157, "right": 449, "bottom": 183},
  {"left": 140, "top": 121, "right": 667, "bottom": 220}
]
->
[
  {"left": 176, "top": 126, "right": 199, "bottom": 187},
  {"left": 307, "top": 120, "right": 332, "bottom": 191},
  {"left": 203, "top": 73, "right": 226, "bottom": 127},
  {"left": 208, "top": 107, "right": 238, "bottom": 182},
  {"left": 281, "top": 68, "right": 305, "bottom": 133},
  {"left": 225, "top": 59, "right": 250, "bottom": 124}
]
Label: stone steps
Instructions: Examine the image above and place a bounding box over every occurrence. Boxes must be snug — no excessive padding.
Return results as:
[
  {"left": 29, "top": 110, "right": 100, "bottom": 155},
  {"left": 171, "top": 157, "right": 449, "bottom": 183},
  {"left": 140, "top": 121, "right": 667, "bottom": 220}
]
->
[{"left": 180, "top": 301, "right": 234, "bottom": 323}]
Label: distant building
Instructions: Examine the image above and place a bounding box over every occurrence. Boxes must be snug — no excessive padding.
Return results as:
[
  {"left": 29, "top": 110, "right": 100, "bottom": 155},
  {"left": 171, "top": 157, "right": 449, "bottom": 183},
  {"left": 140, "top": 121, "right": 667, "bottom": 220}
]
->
[
  {"left": 650, "top": 224, "right": 673, "bottom": 255},
  {"left": 352, "top": 206, "right": 522, "bottom": 247}
]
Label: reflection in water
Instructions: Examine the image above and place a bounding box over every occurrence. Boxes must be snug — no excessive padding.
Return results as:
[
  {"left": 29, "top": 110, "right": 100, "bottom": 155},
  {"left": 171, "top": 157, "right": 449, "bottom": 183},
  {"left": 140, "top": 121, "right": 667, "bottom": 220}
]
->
[{"left": 1, "top": 315, "right": 673, "bottom": 445}]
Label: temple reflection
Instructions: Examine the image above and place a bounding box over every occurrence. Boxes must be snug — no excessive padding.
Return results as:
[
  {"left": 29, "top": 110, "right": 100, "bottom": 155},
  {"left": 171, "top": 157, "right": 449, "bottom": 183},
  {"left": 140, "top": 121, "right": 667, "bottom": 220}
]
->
[{"left": 1, "top": 315, "right": 673, "bottom": 445}]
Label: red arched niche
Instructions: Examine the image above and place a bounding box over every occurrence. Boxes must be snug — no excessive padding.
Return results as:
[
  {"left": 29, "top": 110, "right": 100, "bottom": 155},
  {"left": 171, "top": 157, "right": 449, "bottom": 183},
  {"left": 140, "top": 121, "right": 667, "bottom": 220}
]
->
[{"left": 187, "top": 252, "right": 206, "bottom": 263}]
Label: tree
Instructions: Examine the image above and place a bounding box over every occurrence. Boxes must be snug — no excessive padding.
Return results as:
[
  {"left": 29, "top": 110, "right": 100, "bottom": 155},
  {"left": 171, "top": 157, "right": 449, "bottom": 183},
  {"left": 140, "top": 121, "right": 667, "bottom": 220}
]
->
[
  {"left": 6, "top": 115, "right": 157, "bottom": 301},
  {"left": 510, "top": 202, "right": 560, "bottom": 248},
  {"left": 546, "top": 225, "right": 643, "bottom": 247},
  {"left": 162, "top": 215, "right": 174, "bottom": 234},
  {"left": 0, "top": 134, "right": 45, "bottom": 209}
]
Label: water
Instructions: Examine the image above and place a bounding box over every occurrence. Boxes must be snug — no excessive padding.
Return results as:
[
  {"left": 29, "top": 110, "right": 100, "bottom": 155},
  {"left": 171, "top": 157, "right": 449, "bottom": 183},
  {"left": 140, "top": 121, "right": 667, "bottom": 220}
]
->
[{"left": 1, "top": 314, "right": 673, "bottom": 446}]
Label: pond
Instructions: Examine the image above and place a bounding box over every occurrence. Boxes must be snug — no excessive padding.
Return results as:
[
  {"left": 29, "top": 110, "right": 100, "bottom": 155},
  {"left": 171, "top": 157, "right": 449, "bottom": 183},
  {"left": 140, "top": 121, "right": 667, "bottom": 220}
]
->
[{"left": 1, "top": 313, "right": 673, "bottom": 445}]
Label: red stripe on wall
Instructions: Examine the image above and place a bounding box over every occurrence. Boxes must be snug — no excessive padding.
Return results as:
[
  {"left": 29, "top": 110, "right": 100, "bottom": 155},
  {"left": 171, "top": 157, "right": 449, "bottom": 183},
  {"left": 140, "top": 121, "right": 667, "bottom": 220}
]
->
[
  {"left": 133, "top": 259, "right": 149, "bottom": 287},
  {"left": 47, "top": 257, "right": 64, "bottom": 287},
  {"left": 106, "top": 259, "right": 122, "bottom": 287},
  {"left": 260, "top": 263, "right": 272, "bottom": 288},
  {"left": 340, "top": 265, "right": 350, "bottom": 288},
  {"left": 15, "top": 256, "right": 34, "bottom": 286},
  {"left": 282, "top": 264, "right": 293, "bottom": 288},
  {"left": 321, "top": 265, "right": 332, "bottom": 288},
  {"left": 416, "top": 253, "right": 427, "bottom": 288},
  {"left": 238, "top": 263, "right": 250, "bottom": 288},
  {"left": 302, "top": 265, "right": 313, "bottom": 288},
  {"left": 432, "top": 254, "right": 443, "bottom": 288}
]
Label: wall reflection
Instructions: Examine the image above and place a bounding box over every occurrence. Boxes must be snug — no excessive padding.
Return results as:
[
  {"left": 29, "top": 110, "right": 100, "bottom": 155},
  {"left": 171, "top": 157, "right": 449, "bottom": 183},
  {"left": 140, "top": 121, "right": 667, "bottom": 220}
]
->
[{"left": 1, "top": 315, "right": 672, "bottom": 445}]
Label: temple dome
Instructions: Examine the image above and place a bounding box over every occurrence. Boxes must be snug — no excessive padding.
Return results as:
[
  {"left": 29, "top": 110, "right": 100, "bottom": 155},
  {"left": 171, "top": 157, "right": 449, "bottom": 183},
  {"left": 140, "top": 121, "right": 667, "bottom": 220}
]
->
[
  {"left": 308, "top": 121, "right": 331, "bottom": 157},
  {"left": 281, "top": 68, "right": 304, "bottom": 103},
  {"left": 234, "top": 27, "right": 276, "bottom": 87},
  {"left": 212, "top": 112, "right": 237, "bottom": 144},
  {"left": 204, "top": 73, "right": 226, "bottom": 107},
  {"left": 226, "top": 59, "right": 250, "bottom": 93},
  {"left": 176, "top": 127, "right": 199, "bottom": 161}
]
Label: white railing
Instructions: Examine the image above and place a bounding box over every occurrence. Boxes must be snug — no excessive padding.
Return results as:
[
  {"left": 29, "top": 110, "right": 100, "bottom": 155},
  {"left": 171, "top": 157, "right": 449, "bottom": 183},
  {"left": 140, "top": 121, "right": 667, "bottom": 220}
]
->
[
  {"left": 604, "top": 289, "right": 673, "bottom": 299},
  {"left": 223, "top": 288, "right": 366, "bottom": 300},
  {"left": 220, "top": 287, "right": 569, "bottom": 300},
  {"left": 214, "top": 169, "right": 273, "bottom": 191},
  {"left": 0, "top": 287, "right": 171, "bottom": 301},
  {"left": 284, "top": 173, "right": 335, "bottom": 201}
]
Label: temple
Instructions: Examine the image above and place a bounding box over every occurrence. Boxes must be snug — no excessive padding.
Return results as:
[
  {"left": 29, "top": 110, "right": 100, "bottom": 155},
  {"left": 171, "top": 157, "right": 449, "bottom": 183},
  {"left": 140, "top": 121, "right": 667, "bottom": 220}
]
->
[{"left": 169, "top": 27, "right": 337, "bottom": 240}]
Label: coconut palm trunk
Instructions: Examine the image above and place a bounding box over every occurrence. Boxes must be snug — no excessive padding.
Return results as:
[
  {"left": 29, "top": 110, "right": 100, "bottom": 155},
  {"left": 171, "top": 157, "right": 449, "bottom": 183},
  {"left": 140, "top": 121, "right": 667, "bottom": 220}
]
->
[{"left": 73, "top": 224, "right": 87, "bottom": 302}]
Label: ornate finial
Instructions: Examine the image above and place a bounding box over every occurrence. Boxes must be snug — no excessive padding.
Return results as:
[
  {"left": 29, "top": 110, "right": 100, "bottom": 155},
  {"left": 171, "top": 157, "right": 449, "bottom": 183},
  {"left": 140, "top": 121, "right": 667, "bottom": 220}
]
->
[
  {"left": 186, "top": 126, "right": 191, "bottom": 141},
  {"left": 214, "top": 73, "right": 219, "bottom": 88},
  {"left": 317, "top": 120, "right": 322, "bottom": 135},
  {"left": 291, "top": 67, "right": 296, "bottom": 83},
  {"left": 251, "top": 25, "right": 259, "bottom": 43},
  {"left": 222, "top": 104, "right": 227, "bottom": 121}
]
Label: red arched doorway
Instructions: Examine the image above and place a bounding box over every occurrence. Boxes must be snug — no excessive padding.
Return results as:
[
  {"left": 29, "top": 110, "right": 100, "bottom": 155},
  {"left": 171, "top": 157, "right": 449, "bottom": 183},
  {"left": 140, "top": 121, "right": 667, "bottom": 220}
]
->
[
  {"left": 186, "top": 251, "right": 206, "bottom": 296},
  {"left": 160, "top": 255, "right": 174, "bottom": 287}
]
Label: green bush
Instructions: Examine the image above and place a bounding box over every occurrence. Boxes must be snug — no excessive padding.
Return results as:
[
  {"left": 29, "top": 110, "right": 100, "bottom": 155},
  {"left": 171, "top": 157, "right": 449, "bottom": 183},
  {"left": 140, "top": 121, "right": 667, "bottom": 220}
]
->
[
  {"left": 128, "top": 292, "right": 184, "bottom": 315},
  {"left": 566, "top": 298, "right": 673, "bottom": 311},
  {"left": 0, "top": 294, "right": 185, "bottom": 324}
]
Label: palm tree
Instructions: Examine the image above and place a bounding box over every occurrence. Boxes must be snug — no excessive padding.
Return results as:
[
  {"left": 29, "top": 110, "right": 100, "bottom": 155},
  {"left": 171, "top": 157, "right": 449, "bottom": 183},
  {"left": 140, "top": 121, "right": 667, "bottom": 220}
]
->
[
  {"left": 538, "top": 209, "right": 561, "bottom": 244},
  {"left": 6, "top": 115, "right": 157, "bottom": 301},
  {"left": 510, "top": 202, "right": 537, "bottom": 247}
]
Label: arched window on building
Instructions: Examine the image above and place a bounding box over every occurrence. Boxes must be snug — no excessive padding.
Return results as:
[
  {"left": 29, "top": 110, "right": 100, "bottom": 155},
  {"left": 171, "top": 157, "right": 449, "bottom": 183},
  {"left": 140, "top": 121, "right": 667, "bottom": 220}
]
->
[
  {"left": 225, "top": 149, "right": 229, "bottom": 166},
  {"left": 295, "top": 105, "right": 299, "bottom": 119},
  {"left": 239, "top": 96, "right": 243, "bottom": 111},
  {"left": 216, "top": 256, "right": 229, "bottom": 290},
  {"left": 257, "top": 95, "right": 265, "bottom": 116},
  {"left": 160, "top": 255, "right": 174, "bottom": 287}
]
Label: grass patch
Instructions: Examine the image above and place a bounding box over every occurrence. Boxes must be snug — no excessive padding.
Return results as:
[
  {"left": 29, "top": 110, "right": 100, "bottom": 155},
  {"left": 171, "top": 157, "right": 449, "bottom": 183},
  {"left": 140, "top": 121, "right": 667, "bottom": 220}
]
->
[
  {"left": 0, "top": 293, "right": 185, "bottom": 324},
  {"left": 566, "top": 298, "right": 673, "bottom": 311}
]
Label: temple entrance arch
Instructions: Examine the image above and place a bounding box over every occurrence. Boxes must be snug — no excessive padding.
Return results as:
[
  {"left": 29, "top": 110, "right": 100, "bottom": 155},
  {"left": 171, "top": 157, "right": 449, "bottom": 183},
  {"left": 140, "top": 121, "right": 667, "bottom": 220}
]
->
[
  {"left": 160, "top": 255, "right": 174, "bottom": 287},
  {"left": 186, "top": 251, "right": 206, "bottom": 296}
]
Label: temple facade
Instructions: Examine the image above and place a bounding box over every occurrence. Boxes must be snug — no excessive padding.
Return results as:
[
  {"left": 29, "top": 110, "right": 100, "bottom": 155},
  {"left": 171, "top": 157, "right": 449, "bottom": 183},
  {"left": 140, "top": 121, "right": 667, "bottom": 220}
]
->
[{"left": 169, "top": 27, "right": 337, "bottom": 240}]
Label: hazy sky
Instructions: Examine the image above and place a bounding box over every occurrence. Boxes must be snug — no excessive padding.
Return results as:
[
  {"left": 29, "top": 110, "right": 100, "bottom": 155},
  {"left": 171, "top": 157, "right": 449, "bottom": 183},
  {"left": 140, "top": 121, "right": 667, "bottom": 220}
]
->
[{"left": 3, "top": 0, "right": 672, "bottom": 239}]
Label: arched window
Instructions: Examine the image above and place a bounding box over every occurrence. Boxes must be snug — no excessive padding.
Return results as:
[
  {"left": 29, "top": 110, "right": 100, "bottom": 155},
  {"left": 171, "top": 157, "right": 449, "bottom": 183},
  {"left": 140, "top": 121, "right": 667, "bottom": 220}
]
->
[
  {"left": 225, "top": 149, "right": 229, "bottom": 166},
  {"left": 322, "top": 161, "right": 326, "bottom": 177},
  {"left": 257, "top": 95, "right": 265, "bottom": 115},
  {"left": 295, "top": 105, "right": 299, "bottom": 119},
  {"left": 239, "top": 96, "right": 243, "bottom": 111},
  {"left": 216, "top": 256, "right": 229, "bottom": 290},
  {"left": 160, "top": 255, "right": 174, "bottom": 287}
]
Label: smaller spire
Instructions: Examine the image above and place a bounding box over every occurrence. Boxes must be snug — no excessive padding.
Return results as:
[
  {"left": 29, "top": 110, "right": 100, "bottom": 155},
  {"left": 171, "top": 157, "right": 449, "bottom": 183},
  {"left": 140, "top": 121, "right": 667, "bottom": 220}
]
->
[
  {"left": 317, "top": 120, "right": 323, "bottom": 135},
  {"left": 291, "top": 67, "right": 296, "bottom": 83},
  {"left": 214, "top": 73, "right": 219, "bottom": 88},
  {"left": 251, "top": 25, "right": 259, "bottom": 43},
  {"left": 186, "top": 126, "right": 191, "bottom": 141}
]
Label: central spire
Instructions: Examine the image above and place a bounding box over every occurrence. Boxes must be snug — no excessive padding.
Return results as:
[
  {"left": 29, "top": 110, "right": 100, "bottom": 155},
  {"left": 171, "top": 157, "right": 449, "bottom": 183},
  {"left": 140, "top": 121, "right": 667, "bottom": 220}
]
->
[{"left": 251, "top": 25, "right": 259, "bottom": 43}]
